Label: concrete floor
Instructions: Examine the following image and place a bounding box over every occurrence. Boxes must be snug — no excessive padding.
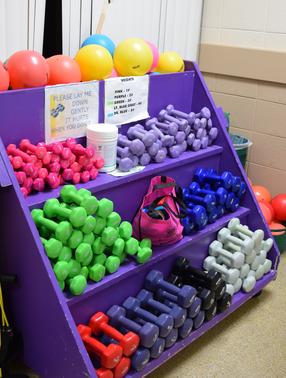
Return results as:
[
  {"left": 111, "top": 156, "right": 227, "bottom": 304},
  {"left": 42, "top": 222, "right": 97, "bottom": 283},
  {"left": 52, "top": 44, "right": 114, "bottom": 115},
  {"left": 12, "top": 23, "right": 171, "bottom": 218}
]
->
[{"left": 11, "top": 253, "right": 286, "bottom": 378}]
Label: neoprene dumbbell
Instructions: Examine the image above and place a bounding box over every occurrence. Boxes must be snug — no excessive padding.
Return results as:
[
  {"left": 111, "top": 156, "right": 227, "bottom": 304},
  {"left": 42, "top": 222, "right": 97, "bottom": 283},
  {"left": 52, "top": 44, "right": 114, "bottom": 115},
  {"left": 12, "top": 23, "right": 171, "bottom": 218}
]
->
[
  {"left": 136, "top": 289, "right": 186, "bottom": 328},
  {"left": 116, "top": 157, "right": 134, "bottom": 172},
  {"left": 204, "top": 302, "right": 217, "bottom": 322},
  {"left": 228, "top": 218, "right": 264, "bottom": 250},
  {"left": 173, "top": 257, "right": 224, "bottom": 291},
  {"left": 194, "top": 168, "right": 233, "bottom": 190},
  {"left": 181, "top": 217, "right": 195, "bottom": 235},
  {"left": 209, "top": 240, "right": 245, "bottom": 269},
  {"left": 158, "top": 109, "right": 188, "bottom": 130},
  {"left": 127, "top": 126, "right": 156, "bottom": 147},
  {"left": 189, "top": 182, "right": 228, "bottom": 206},
  {"left": 193, "top": 310, "right": 205, "bottom": 329},
  {"left": 145, "top": 270, "right": 196, "bottom": 308},
  {"left": 107, "top": 305, "right": 159, "bottom": 348},
  {"left": 32, "top": 209, "right": 72, "bottom": 242},
  {"left": 165, "top": 104, "right": 196, "bottom": 125},
  {"left": 78, "top": 324, "right": 122, "bottom": 369},
  {"left": 61, "top": 185, "right": 98, "bottom": 215},
  {"left": 145, "top": 119, "right": 174, "bottom": 147},
  {"left": 153, "top": 119, "right": 178, "bottom": 136},
  {"left": 178, "top": 318, "right": 193, "bottom": 339},
  {"left": 216, "top": 292, "right": 232, "bottom": 312},
  {"left": 185, "top": 193, "right": 216, "bottom": 213},
  {"left": 122, "top": 297, "right": 174, "bottom": 338},
  {"left": 203, "top": 256, "right": 240, "bottom": 284},
  {"left": 217, "top": 228, "right": 254, "bottom": 255},
  {"left": 40, "top": 237, "right": 62, "bottom": 259},
  {"left": 168, "top": 141, "right": 187, "bottom": 158},
  {"left": 89, "top": 312, "right": 139, "bottom": 357},
  {"left": 185, "top": 203, "right": 208, "bottom": 228},
  {"left": 94, "top": 367, "right": 113, "bottom": 378}
]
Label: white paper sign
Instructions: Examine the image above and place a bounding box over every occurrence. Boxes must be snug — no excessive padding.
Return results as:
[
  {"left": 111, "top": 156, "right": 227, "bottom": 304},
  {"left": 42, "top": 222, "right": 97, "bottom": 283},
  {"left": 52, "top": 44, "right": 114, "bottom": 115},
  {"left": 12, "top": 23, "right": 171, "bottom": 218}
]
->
[
  {"left": 45, "top": 81, "right": 99, "bottom": 143},
  {"left": 104, "top": 75, "right": 150, "bottom": 125}
]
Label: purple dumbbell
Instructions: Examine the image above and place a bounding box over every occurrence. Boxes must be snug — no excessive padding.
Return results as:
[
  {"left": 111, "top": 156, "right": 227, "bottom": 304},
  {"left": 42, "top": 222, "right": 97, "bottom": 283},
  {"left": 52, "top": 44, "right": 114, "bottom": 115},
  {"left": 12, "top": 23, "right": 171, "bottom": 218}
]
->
[
  {"left": 158, "top": 109, "right": 188, "bottom": 131},
  {"left": 131, "top": 347, "right": 150, "bottom": 372},
  {"left": 127, "top": 125, "right": 156, "bottom": 147},
  {"left": 178, "top": 318, "right": 193, "bottom": 339},
  {"left": 184, "top": 125, "right": 191, "bottom": 136},
  {"left": 191, "top": 139, "right": 202, "bottom": 151},
  {"left": 118, "top": 135, "right": 145, "bottom": 156},
  {"left": 129, "top": 154, "right": 139, "bottom": 167},
  {"left": 168, "top": 141, "right": 187, "bottom": 158},
  {"left": 193, "top": 310, "right": 205, "bottom": 329},
  {"left": 139, "top": 153, "right": 151, "bottom": 166},
  {"left": 154, "top": 119, "right": 178, "bottom": 136},
  {"left": 194, "top": 107, "right": 211, "bottom": 120},
  {"left": 137, "top": 289, "right": 187, "bottom": 328},
  {"left": 123, "top": 297, "right": 174, "bottom": 338},
  {"left": 147, "top": 142, "right": 160, "bottom": 156},
  {"left": 107, "top": 305, "right": 159, "bottom": 348},
  {"left": 200, "top": 118, "right": 207, "bottom": 129},
  {"left": 188, "top": 297, "right": 202, "bottom": 318},
  {"left": 165, "top": 327, "right": 178, "bottom": 348},
  {"left": 116, "top": 157, "right": 133, "bottom": 172},
  {"left": 187, "top": 133, "right": 195, "bottom": 146},
  {"left": 193, "top": 118, "right": 201, "bottom": 131},
  {"left": 145, "top": 119, "right": 174, "bottom": 147},
  {"left": 208, "top": 127, "right": 218, "bottom": 141},
  {"left": 117, "top": 146, "right": 129, "bottom": 158},
  {"left": 201, "top": 136, "right": 209, "bottom": 149},
  {"left": 134, "top": 318, "right": 165, "bottom": 359},
  {"left": 175, "top": 131, "right": 186, "bottom": 144},
  {"left": 153, "top": 149, "right": 167, "bottom": 163},
  {"left": 156, "top": 288, "right": 196, "bottom": 310},
  {"left": 196, "top": 128, "right": 205, "bottom": 140},
  {"left": 166, "top": 104, "right": 196, "bottom": 125}
]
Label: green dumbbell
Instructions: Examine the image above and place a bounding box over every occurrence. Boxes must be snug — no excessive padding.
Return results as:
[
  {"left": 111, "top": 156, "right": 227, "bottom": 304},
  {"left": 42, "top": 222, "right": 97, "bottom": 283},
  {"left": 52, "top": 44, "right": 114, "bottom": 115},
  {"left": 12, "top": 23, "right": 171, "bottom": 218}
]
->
[
  {"left": 106, "top": 212, "right": 121, "bottom": 228},
  {"left": 44, "top": 198, "right": 87, "bottom": 228},
  {"left": 54, "top": 261, "right": 70, "bottom": 281},
  {"left": 83, "top": 233, "right": 95, "bottom": 246},
  {"left": 92, "top": 253, "right": 107, "bottom": 266},
  {"left": 119, "top": 221, "right": 133, "bottom": 240},
  {"left": 140, "top": 238, "right": 152, "bottom": 249},
  {"left": 67, "top": 259, "right": 81, "bottom": 279},
  {"left": 89, "top": 264, "right": 106, "bottom": 282},
  {"left": 92, "top": 237, "right": 106, "bottom": 255},
  {"left": 101, "top": 227, "right": 119, "bottom": 247},
  {"left": 40, "top": 237, "right": 62, "bottom": 259},
  {"left": 105, "top": 256, "right": 120, "bottom": 274},
  {"left": 32, "top": 209, "right": 72, "bottom": 242},
  {"left": 68, "top": 275, "right": 87, "bottom": 296},
  {"left": 97, "top": 198, "right": 114, "bottom": 218},
  {"left": 135, "top": 247, "right": 152, "bottom": 264},
  {"left": 39, "top": 225, "right": 51, "bottom": 239},
  {"left": 93, "top": 217, "right": 106, "bottom": 235},
  {"left": 67, "top": 230, "right": 83, "bottom": 249},
  {"left": 58, "top": 246, "right": 72, "bottom": 262},
  {"left": 75, "top": 243, "right": 93, "bottom": 266},
  {"left": 61, "top": 185, "right": 98, "bottom": 215},
  {"left": 57, "top": 280, "right": 65, "bottom": 291},
  {"left": 112, "top": 238, "right": 125, "bottom": 257},
  {"left": 124, "top": 237, "right": 139, "bottom": 255},
  {"left": 80, "top": 266, "right": 89, "bottom": 279},
  {"left": 81, "top": 215, "right": 96, "bottom": 234}
]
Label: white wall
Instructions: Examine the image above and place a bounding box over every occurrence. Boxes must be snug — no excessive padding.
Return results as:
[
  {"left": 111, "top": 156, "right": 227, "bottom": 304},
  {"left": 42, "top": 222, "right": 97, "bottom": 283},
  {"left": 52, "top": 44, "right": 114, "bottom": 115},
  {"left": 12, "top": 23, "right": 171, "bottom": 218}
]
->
[{"left": 202, "top": 0, "right": 286, "bottom": 51}]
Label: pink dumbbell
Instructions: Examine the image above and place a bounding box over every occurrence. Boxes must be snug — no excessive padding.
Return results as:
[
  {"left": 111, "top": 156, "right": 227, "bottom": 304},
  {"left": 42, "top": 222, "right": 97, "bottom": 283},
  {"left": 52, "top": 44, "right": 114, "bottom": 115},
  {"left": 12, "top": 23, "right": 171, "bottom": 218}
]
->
[
  {"left": 70, "top": 162, "right": 81, "bottom": 173},
  {"left": 46, "top": 142, "right": 63, "bottom": 155},
  {"left": 49, "top": 162, "right": 61, "bottom": 173},
  {"left": 60, "top": 159, "right": 70, "bottom": 170},
  {"left": 33, "top": 178, "right": 45, "bottom": 192},
  {"left": 89, "top": 167, "right": 98, "bottom": 180},
  {"left": 19, "top": 139, "right": 47, "bottom": 160},
  {"left": 72, "top": 172, "right": 81, "bottom": 184},
  {"left": 81, "top": 171, "right": 90, "bottom": 183},
  {"left": 62, "top": 168, "right": 74, "bottom": 181},
  {"left": 38, "top": 168, "right": 49, "bottom": 179},
  {"left": 21, "top": 187, "right": 29, "bottom": 197},
  {"left": 7, "top": 144, "right": 33, "bottom": 163},
  {"left": 61, "top": 147, "right": 72, "bottom": 160},
  {"left": 50, "top": 153, "right": 60, "bottom": 163},
  {"left": 94, "top": 157, "right": 104, "bottom": 169},
  {"left": 15, "top": 171, "right": 26, "bottom": 185},
  {"left": 11, "top": 156, "right": 24, "bottom": 169},
  {"left": 46, "top": 173, "right": 60, "bottom": 189},
  {"left": 63, "top": 137, "right": 77, "bottom": 149},
  {"left": 23, "top": 163, "right": 39, "bottom": 179},
  {"left": 71, "top": 144, "right": 86, "bottom": 156}
]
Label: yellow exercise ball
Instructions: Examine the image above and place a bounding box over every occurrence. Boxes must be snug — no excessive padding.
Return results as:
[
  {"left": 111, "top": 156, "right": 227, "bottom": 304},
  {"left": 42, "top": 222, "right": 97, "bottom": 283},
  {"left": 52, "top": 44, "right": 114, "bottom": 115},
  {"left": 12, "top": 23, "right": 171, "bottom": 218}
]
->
[
  {"left": 114, "top": 38, "right": 153, "bottom": 76},
  {"left": 155, "top": 51, "right": 185, "bottom": 73},
  {"left": 75, "top": 45, "right": 113, "bottom": 81}
]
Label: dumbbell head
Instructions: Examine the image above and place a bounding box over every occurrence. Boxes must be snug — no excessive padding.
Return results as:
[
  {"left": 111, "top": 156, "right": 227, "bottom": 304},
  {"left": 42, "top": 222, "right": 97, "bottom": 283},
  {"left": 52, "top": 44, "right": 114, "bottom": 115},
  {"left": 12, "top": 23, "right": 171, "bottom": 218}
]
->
[
  {"left": 188, "top": 296, "right": 202, "bottom": 318},
  {"left": 216, "top": 292, "right": 232, "bottom": 312},
  {"left": 193, "top": 310, "right": 205, "bottom": 329},
  {"left": 178, "top": 318, "right": 193, "bottom": 339},
  {"left": 131, "top": 347, "right": 150, "bottom": 372},
  {"left": 149, "top": 337, "right": 165, "bottom": 359},
  {"left": 242, "top": 275, "right": 256, "bottom": 293},
  {"left": 205, "top": 302, "right": 217, "bottom": 322},
  {"left": 164, "top": 327, "right": 178, "bottom": 348}
]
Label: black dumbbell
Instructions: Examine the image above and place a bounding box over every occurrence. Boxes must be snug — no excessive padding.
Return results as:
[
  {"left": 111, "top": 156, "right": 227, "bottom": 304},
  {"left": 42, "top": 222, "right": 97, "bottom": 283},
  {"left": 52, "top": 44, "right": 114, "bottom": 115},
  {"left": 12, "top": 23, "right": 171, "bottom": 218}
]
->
[
  {"left": 217, "top": 292, "right": 232, "bottom": 313},
  {"left": 204, "top": 302, "right": 217, "bottom": 322},
  {"left": 173, "top": 256, "right": 223, "bottom": 290}
]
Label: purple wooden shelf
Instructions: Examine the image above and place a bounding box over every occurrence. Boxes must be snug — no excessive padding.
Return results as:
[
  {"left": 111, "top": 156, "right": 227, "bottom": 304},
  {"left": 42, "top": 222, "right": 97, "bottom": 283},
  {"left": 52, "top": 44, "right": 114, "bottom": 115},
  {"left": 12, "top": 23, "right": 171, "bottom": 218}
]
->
[
  {"left": 26, "top": 145, "right": 223, "bottom": 208},
  {"left": 66, "top": 206, "right": 250, "bottom": 307},
  {"left": 127, "top": 270, "right": 276, "bottom": 378}
]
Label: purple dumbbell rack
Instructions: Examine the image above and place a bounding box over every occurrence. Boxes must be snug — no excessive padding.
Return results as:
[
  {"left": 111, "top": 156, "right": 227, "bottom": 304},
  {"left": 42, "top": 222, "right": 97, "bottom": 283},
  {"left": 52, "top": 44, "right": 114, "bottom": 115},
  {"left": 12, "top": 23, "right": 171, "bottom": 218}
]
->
[{"left": 0, "top": 62, "right": 280, "bottom": 377}]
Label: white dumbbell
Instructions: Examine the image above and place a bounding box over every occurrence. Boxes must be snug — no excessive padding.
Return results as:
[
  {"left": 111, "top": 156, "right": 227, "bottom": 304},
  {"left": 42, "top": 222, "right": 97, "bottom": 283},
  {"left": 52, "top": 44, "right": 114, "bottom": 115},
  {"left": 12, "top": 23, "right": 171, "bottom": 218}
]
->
[
  {"left": 240, "top": 263, "right": 250, "bottom": 279},
  {"left": 226, "top": 284, "right": 235, "bottom": 296},
  {"left": 236, "top": 231, "right": 261, "bottom": 253},
  {"left": 242, "top": 275, "right": 256, "bottom": 292},
  {"left": 245, "top": 249, "right": 257, "bottom": 265},
  {"left": 209, "top": 241, "right": 245, "bottom": 269},
  {"left": 251, "top": 250, "right": 266, "bottom": 271},
  {"left": 248, "top": 265, "right": 264, "bottom": 280},
  {"left": 203, "top": 256, "right": 240, "bottom": 284},
  {"left": 262, "top": 259, "right": 272, "bottom": 274},
  {"left": 262, "top": 238, "right": 273, "bottom": 253},
  {"left": 218, "top": 228, "right": 254, "bottom": 255},
  {"left": 228, "top": 218, "right": 264, "bottom": 250},
  {"left": 225, "top": 277, "right": 242, "bottom": 294}
]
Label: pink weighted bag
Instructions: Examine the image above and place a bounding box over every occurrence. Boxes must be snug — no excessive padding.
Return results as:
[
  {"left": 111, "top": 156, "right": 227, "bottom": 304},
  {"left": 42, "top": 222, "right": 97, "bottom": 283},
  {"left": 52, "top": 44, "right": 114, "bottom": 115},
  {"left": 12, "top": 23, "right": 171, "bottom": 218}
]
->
[{"left": 132, "top": 176, "right": 184, "bottom": 245}]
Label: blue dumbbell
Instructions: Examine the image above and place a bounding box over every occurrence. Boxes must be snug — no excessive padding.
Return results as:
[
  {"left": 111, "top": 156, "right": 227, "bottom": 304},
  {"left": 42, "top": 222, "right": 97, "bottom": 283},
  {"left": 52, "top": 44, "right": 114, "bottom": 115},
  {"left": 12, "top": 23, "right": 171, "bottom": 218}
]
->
[
  {"left": 188, "top": 297, "right": 202, "bottom": 318},
  {"left": 194, "top": 168, "right": 233, "bottom": 190},
  {"left": 145, "top": 270, "right": 196, "bottom": 308},
  {"left": 123, "top": 297, "right": 174, "bottom": 338},
  {"left": 181, "top": 216, "right": 195, "bottom": 235},
  {"left": 186, "top": 204, "right": 208, "bottom": 226},
  {"left": 225, "top": 194, "right": 240, "bottom": 212},
  {"left": 217, "top": 205, "right": 225, "bottom": 218},
  {"left": 189, "top": 182, "right": 228, "bottom": 205},
  {"left": 134, "top": 318, "right": 166, "bottom": 359},
  {"left": 232, "top": 176, "right": 242, "bottom": 193},
  {"left": 107, "top": 305, "right": 159, "bottom": 348},
  {"left": 237, "top": 181, "right": 247, "bottom": 198},
  {"left": 136, "top": 289, "right": 187, "bottom": 328},
  {"left": 165, "top": 327, "right": 178, "bottom": 348},
  {"left": 207, "top": 206, "right": 219, "bottom": 223},
  {"left": 193, "top": 310, "right": 205, "bottom": 329},
  {"left": 178, "top": 318, "right": 193, "bottom": 339},
  {"left": 186, "top": 193, "right": 216, "bottom": 212}
]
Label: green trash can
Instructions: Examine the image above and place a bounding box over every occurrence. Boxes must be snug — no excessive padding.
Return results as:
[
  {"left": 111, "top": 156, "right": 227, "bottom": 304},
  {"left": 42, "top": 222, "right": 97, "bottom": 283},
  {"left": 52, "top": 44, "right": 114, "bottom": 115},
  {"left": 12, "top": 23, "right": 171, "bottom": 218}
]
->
[
  {"left": 270, "top": 227, "right": 286, "bottom": 253},
  {"left": 230, "top": 134, "right": 253, "bottom": 168}
]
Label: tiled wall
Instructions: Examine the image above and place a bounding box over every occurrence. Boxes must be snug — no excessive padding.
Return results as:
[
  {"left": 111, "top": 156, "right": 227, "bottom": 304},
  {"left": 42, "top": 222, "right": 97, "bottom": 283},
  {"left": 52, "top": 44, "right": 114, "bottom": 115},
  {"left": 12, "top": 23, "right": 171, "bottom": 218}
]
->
[{"left": 200, "top": 0, "right": 286, "bottom": 196}]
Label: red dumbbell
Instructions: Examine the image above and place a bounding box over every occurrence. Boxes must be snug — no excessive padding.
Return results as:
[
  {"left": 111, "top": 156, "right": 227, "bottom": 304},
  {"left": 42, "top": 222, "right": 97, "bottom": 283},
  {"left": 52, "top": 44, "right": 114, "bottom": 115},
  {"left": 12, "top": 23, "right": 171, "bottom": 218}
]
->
[
  {"left": 46, "top": 142, "right": 63, "bottom": 155},
  {"left": 113, "top": 357, "right": 130, "bottom": 378},
  {"left": 95, "top": 368, "right": 113, "bottom": 378},
  {"left": 89, "top": 312, "right": 139, "bottom": 357},
  {"left": 78, "top": 155, "right": 90, "bottom": 167},
  {"left": 78, "top": 324, "right": 123, "bottom": 369},
  {"left": 19, "top": 139, "right": 47, "bottom": 160}
]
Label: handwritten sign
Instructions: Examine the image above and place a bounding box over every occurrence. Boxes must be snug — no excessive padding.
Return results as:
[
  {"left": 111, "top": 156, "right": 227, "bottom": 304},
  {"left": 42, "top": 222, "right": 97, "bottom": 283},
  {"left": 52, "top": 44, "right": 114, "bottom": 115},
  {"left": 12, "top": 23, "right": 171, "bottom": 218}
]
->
[
  {"left": 45, "top": 81, "right": 99, "bottom": 143},
  {"left": 104, "top": 75, "right": 149, "bottom": 125}
]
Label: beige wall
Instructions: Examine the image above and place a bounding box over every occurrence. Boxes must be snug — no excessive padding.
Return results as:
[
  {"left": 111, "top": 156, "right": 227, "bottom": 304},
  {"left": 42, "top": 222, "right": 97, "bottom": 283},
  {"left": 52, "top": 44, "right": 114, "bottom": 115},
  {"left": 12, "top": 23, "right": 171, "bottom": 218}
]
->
[{"left": 200, "top": 0, "right": 286, "bottom": 196}]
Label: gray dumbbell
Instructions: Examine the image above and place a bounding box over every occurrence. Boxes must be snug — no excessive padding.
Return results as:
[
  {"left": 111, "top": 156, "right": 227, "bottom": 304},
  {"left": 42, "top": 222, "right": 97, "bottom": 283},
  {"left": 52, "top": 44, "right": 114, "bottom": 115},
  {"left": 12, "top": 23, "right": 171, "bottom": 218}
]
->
[
  {"left": 209, "top": 241, "right": 245, "bottom": 269},
  {"left": 218, "top": 228, "right": 254, "bottom": 255},
  {"left": 251, "top": 250, "right": 266, "bottom": 271},
  {"left": 228, "top": 218, "right": 264, "bottom": 251},
  {"left": 203, "top": 256, "right": 240, "bottom": 284},
  {"left": 242, "top": 275, "right": 256, "bottom": 292}
]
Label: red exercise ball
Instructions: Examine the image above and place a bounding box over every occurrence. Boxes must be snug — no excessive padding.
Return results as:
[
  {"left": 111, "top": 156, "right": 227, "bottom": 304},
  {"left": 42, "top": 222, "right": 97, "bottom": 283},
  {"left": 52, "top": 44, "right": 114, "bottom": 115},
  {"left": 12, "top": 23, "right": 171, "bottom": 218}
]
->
[
  {"left": 269, "top": 221, "right": 285, "bottom": 236},
  {"left": 7, "top": 50, "right": 49, "bottom": 89},
  {"left": 46, "top": 55, "right": 81, "bottom": 85},
  {"left": 271, "top": 194, "right": 286, "bottom": 221},
  {"left": 259, "top": 202, "right": 273, "bottom": 224},
  {"left": 0, "top": 61, "right": 9, "bottom": 91},
  {"left": 260, "top": 200, "right": 274, "bottom": 220},
  {"left": 252, "top": 185, "right": 272, "bottom": 203}
]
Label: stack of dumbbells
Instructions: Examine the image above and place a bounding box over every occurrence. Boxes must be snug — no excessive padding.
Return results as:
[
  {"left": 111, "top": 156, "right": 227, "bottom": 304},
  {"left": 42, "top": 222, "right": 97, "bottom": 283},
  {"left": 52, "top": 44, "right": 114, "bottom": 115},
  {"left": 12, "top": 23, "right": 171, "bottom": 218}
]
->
[
  {"left": 78, "top": 266, "right": 231, "bottom": 376},
  {"left": 203, "top": 218, "right": 273, "bottom": 295},
  {"left": 31, "top": 185, "right": 152, "bottom": 296},
  {"left": 181, "top": 168, "right": 247, "bottom": 234},
  {"left": 7, "top": 137, "right": 104, "bottom": 197},
  {"left": 117, "top": 105, "right": 218, "bottom": 172}
]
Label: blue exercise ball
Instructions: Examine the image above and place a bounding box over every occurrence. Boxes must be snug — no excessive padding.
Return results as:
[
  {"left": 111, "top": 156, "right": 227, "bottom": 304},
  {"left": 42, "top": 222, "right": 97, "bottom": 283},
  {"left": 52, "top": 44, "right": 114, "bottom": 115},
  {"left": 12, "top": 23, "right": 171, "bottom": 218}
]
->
[{"left": 81, "top": 34, "right": 115, "bottom": 56}]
